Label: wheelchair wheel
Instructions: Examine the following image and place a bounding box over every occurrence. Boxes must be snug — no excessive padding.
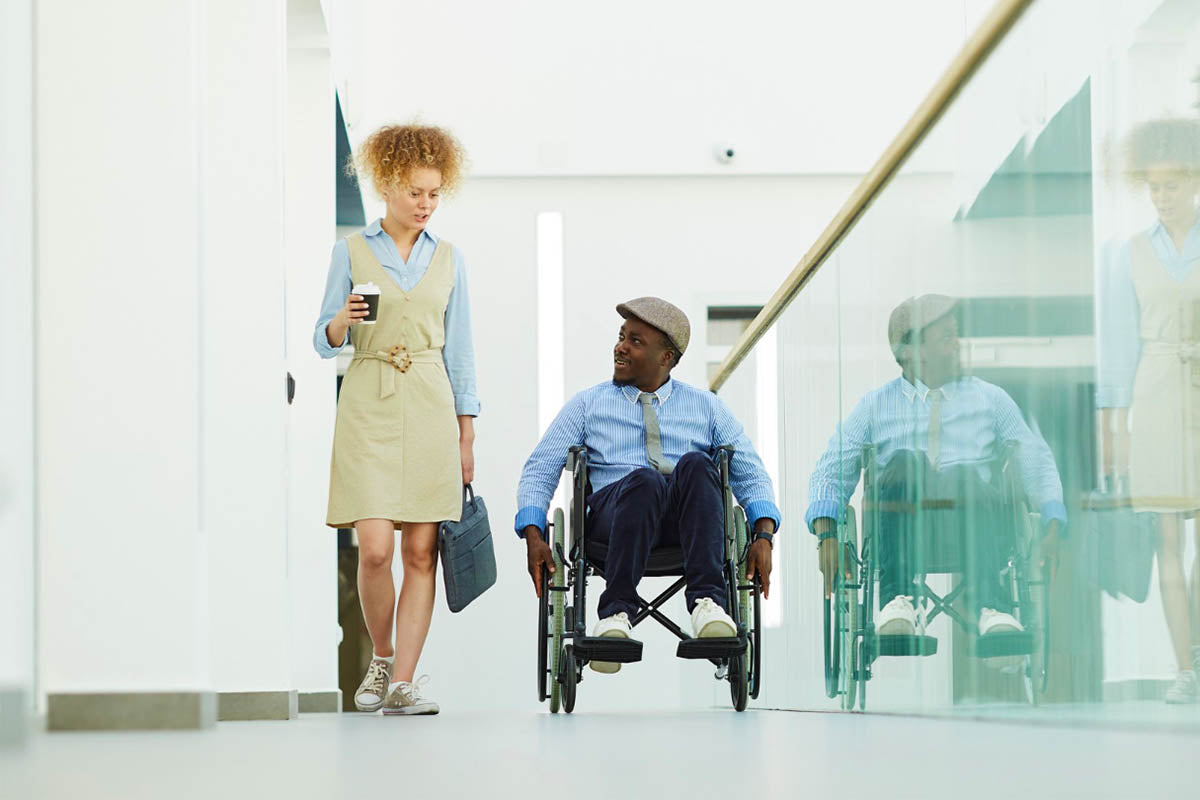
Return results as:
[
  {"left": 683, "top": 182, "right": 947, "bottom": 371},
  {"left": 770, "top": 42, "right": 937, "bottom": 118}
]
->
[
  {"left": 842, "top": 586, "right": 859, "bottom": 711},
  {"left": 560, "top": 645, "right": 577, "bottom": 714},
  {"left": 538, "top": 564, "right": 550, "bottom": 703},
  {"left": 729, "top": 653, "right": 749, "bottom": 711},
  {"left": 548, "top": 509, "right": 567, "bottom": 714}
]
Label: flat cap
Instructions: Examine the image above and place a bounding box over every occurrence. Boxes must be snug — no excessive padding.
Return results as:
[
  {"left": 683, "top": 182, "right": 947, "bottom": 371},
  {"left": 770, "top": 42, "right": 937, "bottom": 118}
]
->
[
  {"left": 616, "top": 296, "right": 691, "bottom": 355},
  {"left": 888, "top": 294, "right": 957, "bottom": 356}
]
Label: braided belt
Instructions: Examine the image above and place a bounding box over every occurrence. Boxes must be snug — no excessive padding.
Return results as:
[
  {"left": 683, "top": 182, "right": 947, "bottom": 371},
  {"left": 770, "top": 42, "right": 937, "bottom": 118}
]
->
[{"left": 351, "top": 345, "right": 443, "bottom": 399}]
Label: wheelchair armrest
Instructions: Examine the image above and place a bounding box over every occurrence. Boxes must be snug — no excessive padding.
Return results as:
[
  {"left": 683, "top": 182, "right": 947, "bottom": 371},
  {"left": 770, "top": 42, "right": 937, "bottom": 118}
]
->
[{"left": 565, "top": 445, "right": 587, "bottom": 472}]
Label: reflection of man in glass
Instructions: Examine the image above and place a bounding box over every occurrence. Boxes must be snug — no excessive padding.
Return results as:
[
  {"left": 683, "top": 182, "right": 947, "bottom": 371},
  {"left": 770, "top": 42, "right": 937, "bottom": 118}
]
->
[
  {"left": 808, "top": 295, "right": 1065, "bottom": 639},
  {"left": 1097, "top": 118, "right": 1200, "bottom": 704}
]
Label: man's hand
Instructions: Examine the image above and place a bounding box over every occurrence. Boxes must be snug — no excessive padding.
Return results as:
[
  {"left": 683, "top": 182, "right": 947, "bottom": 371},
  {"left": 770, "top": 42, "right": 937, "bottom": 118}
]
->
[
  {"left": 818, "top": 536, "right": 853, "bottom": 598},
  {"left": 525, "top": 527, "right": 556, "bottom": 598},
  {"left": 746, "top": 538, "right": 773, "bottom": 599}
]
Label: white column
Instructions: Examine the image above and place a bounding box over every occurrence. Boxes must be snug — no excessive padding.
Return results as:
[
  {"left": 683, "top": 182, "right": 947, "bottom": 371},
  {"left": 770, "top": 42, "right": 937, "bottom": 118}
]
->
[
  {"left": 285, "top": 0, "right": 341, "bottom": 709},
  {"left": 201, "top": 0, "right": 296, "bottom": 721},
  {"left": 0, "top": 0, "right": 36, "bottom": 745},
  {"left": 35, "top": 0, "right": 213, "bottom": 729}
]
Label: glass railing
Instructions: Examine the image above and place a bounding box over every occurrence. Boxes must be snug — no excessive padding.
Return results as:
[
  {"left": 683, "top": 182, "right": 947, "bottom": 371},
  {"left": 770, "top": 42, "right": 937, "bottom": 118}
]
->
[{"left": 716, "top": 0, "right": 1200, "bottom": 728}]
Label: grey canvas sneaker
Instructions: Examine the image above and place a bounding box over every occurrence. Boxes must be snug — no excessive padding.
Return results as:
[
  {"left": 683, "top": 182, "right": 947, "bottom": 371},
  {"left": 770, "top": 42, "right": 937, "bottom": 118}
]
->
[
  {"left": 354, "top": 657, "right": 392, "bottom": 712},
  {"left": 1164, "top": 670, "right": 1197, "bottom": 704},
  {"left": 383, "top": 675, "right": 439, "bottom": 716}
]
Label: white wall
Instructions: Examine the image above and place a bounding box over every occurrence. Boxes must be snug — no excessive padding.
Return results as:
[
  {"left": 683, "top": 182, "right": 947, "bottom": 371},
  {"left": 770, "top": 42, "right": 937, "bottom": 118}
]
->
[
  {"left": 202, "top": 0, "right": 294, "bottom": 694},
  {"left": 0, "top": 0, "right": 36, "bottom": 717},
  {"left": 35, "top": 0, "right": 210, "bottom": 692},
  {"left": 286, "top": 0, "right": 341, "bottom": 694},
  {"left": 328, "top": 0, "right": 992, "bottom": 178}
]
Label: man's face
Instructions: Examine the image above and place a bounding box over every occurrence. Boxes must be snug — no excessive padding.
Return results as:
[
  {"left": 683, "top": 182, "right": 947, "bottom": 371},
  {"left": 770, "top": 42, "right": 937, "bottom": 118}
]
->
[
  {"left": 613, "top": 317, "right": 672, "bottom": 387},
  {"left": 916, "top": 314, "right": 960, "bottom": 384}
]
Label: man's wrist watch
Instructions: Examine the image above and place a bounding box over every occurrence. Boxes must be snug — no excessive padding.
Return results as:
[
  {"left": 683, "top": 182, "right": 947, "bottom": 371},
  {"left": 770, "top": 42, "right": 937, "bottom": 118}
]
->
[{"left": 753, "top": 530, "right": 775, "bottom": 548}]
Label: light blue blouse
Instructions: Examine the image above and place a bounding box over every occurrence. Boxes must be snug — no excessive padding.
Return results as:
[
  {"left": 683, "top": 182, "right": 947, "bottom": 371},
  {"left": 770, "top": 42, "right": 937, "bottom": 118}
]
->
[
  {"left": 312, "top": 220, "right": 481, "bottom": 416},
  {"left": 1096, "top": 219, "right": 1200, "bottom": 409}
]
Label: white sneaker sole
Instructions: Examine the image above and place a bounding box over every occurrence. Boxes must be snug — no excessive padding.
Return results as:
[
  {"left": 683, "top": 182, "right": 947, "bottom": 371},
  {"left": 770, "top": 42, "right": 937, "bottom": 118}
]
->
[
  {"left": 877, "top": 618, "right": 916, "bottom": 636},
  {"left": 589, "top": 628, "right": 630, "bottom": 674},
  {"left": 695, "top": 618, "right": 737, "bottom": 638},
  {"left": 382, "top": 703, "right": 440, "bottom": 715}
]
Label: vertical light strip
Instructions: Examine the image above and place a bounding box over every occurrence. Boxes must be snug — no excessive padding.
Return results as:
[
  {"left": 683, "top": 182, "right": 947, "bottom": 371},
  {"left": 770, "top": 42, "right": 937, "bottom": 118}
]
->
[
  {"left": 755, "top": 326, "right": 781, "bottom": 628},
  {"left": 536, "top": 212, "right": 564, "bottom": 436}
]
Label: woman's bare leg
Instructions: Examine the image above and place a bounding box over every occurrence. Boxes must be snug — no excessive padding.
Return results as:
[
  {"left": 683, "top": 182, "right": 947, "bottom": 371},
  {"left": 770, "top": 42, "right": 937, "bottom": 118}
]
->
[
  {"left": 356, "top": 518, "right": 397, "bottom": 658},
  {"left": 393, "top": 521, "right": 439, "bottom": 683},
  {"left": 1156, "top": 514, "right": 1192, "bottom": 670},
  {"left": 1190, "top": 526, "right": 1200, "bottom": 649}
]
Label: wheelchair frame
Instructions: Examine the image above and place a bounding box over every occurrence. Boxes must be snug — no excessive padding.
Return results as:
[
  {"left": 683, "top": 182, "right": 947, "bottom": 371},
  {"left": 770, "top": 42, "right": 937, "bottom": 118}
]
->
[
  {"left": 536, "top": 445, "right": 763, "bottom": 713},
  {"left": 823, "top": 442, "right": 1050, "bottom": 711}
]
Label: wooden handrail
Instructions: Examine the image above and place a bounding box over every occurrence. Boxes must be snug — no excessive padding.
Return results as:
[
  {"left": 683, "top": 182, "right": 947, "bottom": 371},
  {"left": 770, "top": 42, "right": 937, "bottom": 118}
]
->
[{"left": 709, "top": 0, "right": 1035, "bottom": 392}]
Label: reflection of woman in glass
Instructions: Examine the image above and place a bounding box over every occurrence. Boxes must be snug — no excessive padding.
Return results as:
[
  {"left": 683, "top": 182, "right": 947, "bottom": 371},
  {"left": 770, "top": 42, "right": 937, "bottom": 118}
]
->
[{"left": 1099, "top": 118, "right": 1200, "bottom": 704}]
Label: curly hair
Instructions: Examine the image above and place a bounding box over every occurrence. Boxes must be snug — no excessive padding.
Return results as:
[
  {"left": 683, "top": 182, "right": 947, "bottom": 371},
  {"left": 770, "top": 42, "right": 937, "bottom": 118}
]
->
[
  {"left": 350, "top": 124, "right": 467, "bottom": 197},
  {"left": 1123, "top": 118, "right": 1200, "bottom": 184}
]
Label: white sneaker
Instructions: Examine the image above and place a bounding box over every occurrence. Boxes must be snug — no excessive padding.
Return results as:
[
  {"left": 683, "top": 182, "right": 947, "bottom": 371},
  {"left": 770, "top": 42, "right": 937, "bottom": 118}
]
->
[
  {"left": 382, "top": 675, "right": 439, "bottom": 716},
  {"left": 978, "top": 608, "right": 1024, "bottom": 637},
  {"left": 589, "top": 612, "right": 632, "bottom": 674},
  {"left": 877, "top": 596, "right": 917, "bottom": 636},
  {"left": 1165, "top": 670, "right": 1198, "bottom": 705},
  {"left": 691, "top": 597, "right": 736, "bottom": 639},
  {"left": 354, "top": 657, "right": 392, "bottom": 712}
]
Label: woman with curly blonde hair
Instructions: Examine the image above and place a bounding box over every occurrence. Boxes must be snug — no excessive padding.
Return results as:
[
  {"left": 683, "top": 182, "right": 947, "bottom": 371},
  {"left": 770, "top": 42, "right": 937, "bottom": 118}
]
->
[
  {"left": 1098, "top": 117, "right": 1200, "bottom": 704},
  {"left": 314, "top": 123, "right": 479, "bottom": 716}
]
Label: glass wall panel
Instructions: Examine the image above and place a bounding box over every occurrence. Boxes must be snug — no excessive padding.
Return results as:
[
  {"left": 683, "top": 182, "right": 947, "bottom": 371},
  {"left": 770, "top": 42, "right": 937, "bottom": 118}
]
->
[{"left": 738, "top": 0, "right": 1200, "bottom": 728}]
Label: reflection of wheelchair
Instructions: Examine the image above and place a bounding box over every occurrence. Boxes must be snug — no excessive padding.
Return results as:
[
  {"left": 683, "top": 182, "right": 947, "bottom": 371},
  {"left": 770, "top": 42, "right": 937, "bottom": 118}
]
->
[
  {"left": 536, "top": 445, "right": 763, "bottom": 713},
  {"left": 823, "top": 443, "right": 1049, "bottom": 710}
]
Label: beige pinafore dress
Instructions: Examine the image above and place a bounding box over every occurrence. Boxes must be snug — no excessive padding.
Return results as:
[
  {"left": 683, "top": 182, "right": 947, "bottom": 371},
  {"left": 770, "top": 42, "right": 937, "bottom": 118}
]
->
[
  {"left": 1129, "top": 232, "right": 1200, "bottom": 512},
  {"left": 325, "top": 234, "right": 463, "bottom": 527}
]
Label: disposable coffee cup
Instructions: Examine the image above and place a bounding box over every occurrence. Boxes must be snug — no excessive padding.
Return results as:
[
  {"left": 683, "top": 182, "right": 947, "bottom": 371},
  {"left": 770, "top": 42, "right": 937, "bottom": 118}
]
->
[{"left": 352, "top": 282, "right": 381, "bottom": 324}]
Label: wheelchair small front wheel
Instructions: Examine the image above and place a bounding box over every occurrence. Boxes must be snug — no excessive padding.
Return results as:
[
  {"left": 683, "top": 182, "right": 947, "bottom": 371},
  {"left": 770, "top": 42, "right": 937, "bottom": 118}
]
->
[
  {"left": 560, "top": 645, "right": 578, "bottom": 714},
  {"left": 729, "top": 654, "right": 749, "bottom": 712}
]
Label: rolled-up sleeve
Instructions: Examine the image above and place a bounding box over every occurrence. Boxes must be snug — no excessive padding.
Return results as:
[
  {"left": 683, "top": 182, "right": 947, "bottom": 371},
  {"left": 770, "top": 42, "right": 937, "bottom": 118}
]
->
[
  {"left": 515, "top": 394, "right": 586, "bottom": 536},
  {"left": 443, "top": 248, "right": 481, "bottom": 416},
  {"left": 710, "top": 395, "right": 781, "bottom": 531},
  {"left": 1095, "top": 240, "right": 1140, "bottom": 408},
  {"left": 313, "top": 239, "right": 352, "bottom": 359},
  {"left": 805, "top": 394, "right": 870, "bottom": 533}
]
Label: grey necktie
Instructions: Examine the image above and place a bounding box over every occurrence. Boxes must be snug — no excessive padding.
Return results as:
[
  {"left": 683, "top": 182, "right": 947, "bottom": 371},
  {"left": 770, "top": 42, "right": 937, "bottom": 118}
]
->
[
  {"left": 638, "top": 392, "right": 674, "bottom": 475},
  {"left": 928, "top": 388, "right": 943, "bottom": 469}
]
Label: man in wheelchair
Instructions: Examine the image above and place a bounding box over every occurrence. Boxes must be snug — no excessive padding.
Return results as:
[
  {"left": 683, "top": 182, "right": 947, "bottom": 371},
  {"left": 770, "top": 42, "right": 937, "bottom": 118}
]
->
[
  {"left": 516, "top": 297, "right": 780, "bottom": 673},
  {"left": 807, "top": 294, "right": 1065, "bottom": 640}
]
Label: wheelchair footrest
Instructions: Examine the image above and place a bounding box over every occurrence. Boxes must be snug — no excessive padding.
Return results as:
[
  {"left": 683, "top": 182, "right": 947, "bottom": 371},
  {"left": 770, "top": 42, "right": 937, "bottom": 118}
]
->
[
  {"left": 676, "top": 636, "right": 746, "bottom": 660},
  {"left": 877, "top": 634, "right": 938, "bottom": 657},
  {"left": 972, "top": 630, "right": 1033, "bottom": 659},
  {"left": 572, "top": 636, "right": 643, "bottom": 664}
]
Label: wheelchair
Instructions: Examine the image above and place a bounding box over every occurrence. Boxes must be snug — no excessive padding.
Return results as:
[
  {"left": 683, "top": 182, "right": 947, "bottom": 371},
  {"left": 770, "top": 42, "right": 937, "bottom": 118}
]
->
[
  {"left": 535, "top": 445, "right": 763, "bottom": 713},
  {"left": 822, "top": 443, "right": 1050, "bottom": 711}
]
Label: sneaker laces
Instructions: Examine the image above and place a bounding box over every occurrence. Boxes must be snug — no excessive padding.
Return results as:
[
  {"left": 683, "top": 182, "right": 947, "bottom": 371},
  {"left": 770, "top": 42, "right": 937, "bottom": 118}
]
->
[
  {"left": 361, "top": 659, "right": 390, "bottom": 695},
  {"left": 400, "top": 674, "right": 430, "bottom": 703},
  {"left": 695, "top": 598, "right": 718, "bottom": 615}
]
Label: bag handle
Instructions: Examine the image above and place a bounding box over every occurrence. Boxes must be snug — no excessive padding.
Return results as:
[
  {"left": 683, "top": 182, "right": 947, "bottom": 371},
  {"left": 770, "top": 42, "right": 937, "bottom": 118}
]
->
[{"left": 463, "top": 483, "right": 476, "bottom": 506}]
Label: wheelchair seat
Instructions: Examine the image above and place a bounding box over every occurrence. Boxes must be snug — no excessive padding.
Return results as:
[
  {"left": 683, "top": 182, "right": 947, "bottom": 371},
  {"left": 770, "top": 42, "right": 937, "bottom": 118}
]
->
[{"left": 584, "top": 539, "right": 685, "bottom": 577}]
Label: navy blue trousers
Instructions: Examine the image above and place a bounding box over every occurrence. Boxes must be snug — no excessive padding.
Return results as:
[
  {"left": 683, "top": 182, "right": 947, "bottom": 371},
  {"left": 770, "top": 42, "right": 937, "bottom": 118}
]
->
[{"left": 587, "top": 451, "right": 727, "bottom": 619}]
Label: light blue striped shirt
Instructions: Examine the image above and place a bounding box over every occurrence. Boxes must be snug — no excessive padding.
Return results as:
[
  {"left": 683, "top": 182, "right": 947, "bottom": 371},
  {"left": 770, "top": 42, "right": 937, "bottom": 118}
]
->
[
  {"left": 805, "top": 375, "right": 1066, "bottom": 533},
  {"left": 1096, "top": 219, "right": 1200, "bottom": 408},
  {"left": 312, "top": 220, "right": 480, "bottom": 416},
  {"left": 515, "top": 379, "right": 781, "bottom": 537}
]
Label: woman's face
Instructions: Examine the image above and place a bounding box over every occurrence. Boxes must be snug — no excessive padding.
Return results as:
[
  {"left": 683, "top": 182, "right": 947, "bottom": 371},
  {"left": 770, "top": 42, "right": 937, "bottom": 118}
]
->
[
  {"left": 384, "top": 167, "right": 442, "bottom": 234},
  {"left": 1146, "top": 163, "right": 1200, "bottom": 228}
]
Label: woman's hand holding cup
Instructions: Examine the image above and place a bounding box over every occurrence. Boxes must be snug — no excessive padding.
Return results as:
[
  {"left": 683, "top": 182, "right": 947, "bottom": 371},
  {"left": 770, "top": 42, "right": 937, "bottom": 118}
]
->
[{"left": 340, "top": 293, "right": 371, "bottom": 326}]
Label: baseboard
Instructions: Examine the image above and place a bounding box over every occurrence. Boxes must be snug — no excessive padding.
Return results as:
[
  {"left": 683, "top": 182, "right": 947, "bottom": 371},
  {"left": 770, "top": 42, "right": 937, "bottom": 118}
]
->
[
  {"left": 0, "top": 686, "right": 30, "bottom": 746},
  {"left": 298, "top": 690, "right": 342, "bottom": 713},
  {"left": 1103, "top": 678, "right": 1171, "bottom": 702},
  {"left": 217, "top": 690, "right": 299, "bottom": 721},
  {"left": 47, "top": 691, "right": 217, "bottom": 731}
]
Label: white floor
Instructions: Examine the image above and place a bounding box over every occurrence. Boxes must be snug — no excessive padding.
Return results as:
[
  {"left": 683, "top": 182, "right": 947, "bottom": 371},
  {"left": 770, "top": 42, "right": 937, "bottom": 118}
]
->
[{"left": 2, "top": 708, "right": 1198, "bottom": 799}]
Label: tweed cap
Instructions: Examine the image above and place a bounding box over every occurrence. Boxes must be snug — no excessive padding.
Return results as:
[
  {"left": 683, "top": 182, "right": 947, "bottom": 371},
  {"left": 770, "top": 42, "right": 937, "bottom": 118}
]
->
[
  {"left": 887, "top": 294, "right": 957, "bottom": 356},
  {"left": 616, "top": 296, "right": 691, "bottom": 355}
]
